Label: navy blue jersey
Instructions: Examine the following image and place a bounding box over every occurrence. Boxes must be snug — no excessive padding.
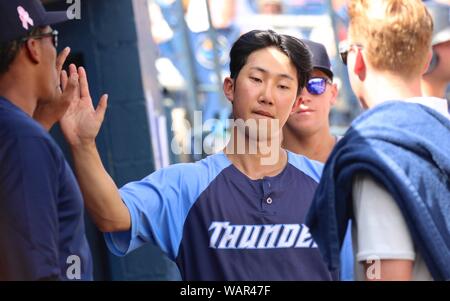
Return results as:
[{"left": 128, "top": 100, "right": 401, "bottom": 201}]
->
[
  {"left": 0, "top": 97, "right": 93, "bottom": 280},
  {"left": 105, "top": 152, "right": 335, "bottom": 280}
]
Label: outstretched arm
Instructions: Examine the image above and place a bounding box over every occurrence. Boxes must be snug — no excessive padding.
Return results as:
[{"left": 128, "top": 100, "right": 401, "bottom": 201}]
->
[{"left": 61, "top": 64, "right": 130, "bottom": 232}]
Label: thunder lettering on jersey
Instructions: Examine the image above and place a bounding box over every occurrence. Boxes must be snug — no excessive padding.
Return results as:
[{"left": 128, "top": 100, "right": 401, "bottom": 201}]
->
[
  {"left": 208, "top": 222, "right": 317, "bottom": 249},
  {"left": 104, "top": 151, "right": 335, "bottom": 280}
]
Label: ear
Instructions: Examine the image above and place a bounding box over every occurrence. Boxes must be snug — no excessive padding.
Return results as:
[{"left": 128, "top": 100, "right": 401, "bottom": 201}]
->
[
  {"left": 329, "top": 83, "right": 338, "bottom": 106},
  {"left": 422, "top": 49, "right": 434, "bottom": 75},
  {"left": 24, "top": 38, "right": 41, "bottom": 64},
  {"left": 353, "top": 49, "right": 366, "bottom": 81},
  {"left": 223, "top": 77, "right": 235, "bottom": 103}
]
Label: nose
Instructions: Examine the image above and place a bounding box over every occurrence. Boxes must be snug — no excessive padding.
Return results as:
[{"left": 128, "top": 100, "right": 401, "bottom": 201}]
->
[
  {"left": 258, "top": 84, "right": 274, "bottom": 106},
  {"left": 300, "top": 88, "right": 312, "bottom": 104}
]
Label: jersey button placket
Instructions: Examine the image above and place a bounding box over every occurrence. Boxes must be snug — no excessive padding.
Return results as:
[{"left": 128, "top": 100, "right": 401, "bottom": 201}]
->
[{"left": 261, "top": 179, "right": 275, "bottom": 213}]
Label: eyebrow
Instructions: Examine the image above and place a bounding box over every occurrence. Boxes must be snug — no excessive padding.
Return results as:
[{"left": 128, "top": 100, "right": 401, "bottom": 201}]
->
[{"left": 249, "top": 67, "right": 295, "bottom": 81}]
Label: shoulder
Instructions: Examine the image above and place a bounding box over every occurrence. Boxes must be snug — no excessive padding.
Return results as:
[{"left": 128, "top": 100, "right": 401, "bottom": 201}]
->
[
  {"left": 121, "top": 152, "right": 232, "bottom": 198},
  {"left": 352, "top": 172, "right": 410, "bottom": 233},
  {"left": 287, "top": 150, "right": 324, "bottom": 182},
  {"left": 352, "top": 172, "right": 393, "bottom": 207},
  {"left": 351, "top": 101, "right": 440, "bottom": 130},
  {"left": 153, "top": 152, "right": 231, "bottom": 180},
  {"left": 0, "top": 106, "right": 53, "bottom": 142},
  {"left": 0, "top": 111, "right": 63, "bottom": 170}
]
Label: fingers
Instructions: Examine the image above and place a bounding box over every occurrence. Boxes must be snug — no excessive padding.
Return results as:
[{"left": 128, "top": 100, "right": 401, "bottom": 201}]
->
[
  {"left": 56, "top": 47, "right": 70, "bottom": 74},
  {"left": 63, "top": 64, "right": 106, "bottom": 121},
  {"left": 63, "top": 68, "right": 80, "bottom": 101},
  {"left": 95, "top": 94, "right": 108, "bottom": 122},
  {"left": 61, "top": 70, "right": 68, "bottom": 91},
  {"left": 67, "top": 64, "right": 80, "bottom": 98},
  {"left": 69, "top": 63, "right": 77, "bottom": 77},
  {"left": 78, "top": 67, "right": 91, "bottom": 99}
]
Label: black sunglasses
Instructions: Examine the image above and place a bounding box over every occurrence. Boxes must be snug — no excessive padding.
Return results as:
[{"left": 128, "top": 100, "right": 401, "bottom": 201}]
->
[
  {"left": 338, "top": 41, "right": 363, "bottom": 65},
  {"left": 21, "top": 30, "right": 59, "bottom": 48},
  {"left": 306, "top": 77, "right": 332, "bottom": 95}
]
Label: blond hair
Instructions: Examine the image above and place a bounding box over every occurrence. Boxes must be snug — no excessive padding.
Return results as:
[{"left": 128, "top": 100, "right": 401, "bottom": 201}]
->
[{"left": 348, "top": 0, "right": 433, "bottom": 77}]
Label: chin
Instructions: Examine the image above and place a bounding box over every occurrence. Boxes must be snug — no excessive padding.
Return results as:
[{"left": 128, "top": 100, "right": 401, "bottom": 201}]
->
[{"left": 296, "top": 118, "right": 315, "bottom": 129}]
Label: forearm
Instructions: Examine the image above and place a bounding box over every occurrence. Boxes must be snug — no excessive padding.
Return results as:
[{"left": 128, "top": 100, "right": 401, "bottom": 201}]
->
[
  {"left": 71, "top": 142, "right": 131, "bottom": 232},
  {"left": 364, "top": 260, "right": 413, "bottom": 281}
]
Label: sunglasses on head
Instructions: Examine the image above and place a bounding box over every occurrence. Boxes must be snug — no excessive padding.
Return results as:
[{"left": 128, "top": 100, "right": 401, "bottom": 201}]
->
[
  {"left": 338, "top": 40, "right": 364, "bottom": 65},
  {"left": 306, "top": 77, "right": 332, "bottom": 95},
  {"left": 21, "top": 29, "right": 59, "bottom": 48}
]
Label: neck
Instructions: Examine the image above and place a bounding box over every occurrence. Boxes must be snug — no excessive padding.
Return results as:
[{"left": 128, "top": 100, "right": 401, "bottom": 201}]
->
[
  {"left": 282, "top": 126, "right": 335, "bottom": 163},
  {"left": 0, "top": 70, "right": 37, "bottom": 117},
  {"left": 224, "top": 127, "right": 287, "bottom": 179},
  {"left": 362, "top": 72, "right": 423, "bottom": 108},
  {"left": 421, "top": 77, "right": 448, "bottom": 99}
]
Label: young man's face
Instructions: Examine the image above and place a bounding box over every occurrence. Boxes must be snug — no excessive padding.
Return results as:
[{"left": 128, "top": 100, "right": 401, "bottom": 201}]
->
[
  {"left": 284, "top": 69, "right": 337, "bottom": 136},
  {"left": 223, "top": 46, "right": 300, "bottom": 140}
]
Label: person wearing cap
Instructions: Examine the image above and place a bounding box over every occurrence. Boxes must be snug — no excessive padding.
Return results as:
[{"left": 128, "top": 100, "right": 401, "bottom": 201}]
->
[
  {"left": 0, "top": 0, "right": 93, "bottom": 280},
  {"left": 282, "top": 39, "right": 338, "bottom": 163},
  {"left": 282, "top": 39, "right": 354, "bottom": 281},
  {"left": 422, "top": 1, "right": 450, "bottom": 101},
  {"left": 306, "top": 0, "right": 450, "bottom": 281}
]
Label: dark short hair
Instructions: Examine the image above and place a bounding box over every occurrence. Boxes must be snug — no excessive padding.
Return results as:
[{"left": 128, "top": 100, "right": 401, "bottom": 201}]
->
[
  {"left": 0, "top": 27, "right": 43, "bottom": 75},
  {"left": 229, "top": 30, "right": 312, "bottom": 95}
]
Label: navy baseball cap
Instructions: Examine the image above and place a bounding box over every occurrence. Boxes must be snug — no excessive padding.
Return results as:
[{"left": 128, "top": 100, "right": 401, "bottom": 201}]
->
[
  {"left": 302, "top": 39, "right": 333, "bottom": 80},
  {"left": 0, "top": 0, "right": 69, "bottom": 44}
]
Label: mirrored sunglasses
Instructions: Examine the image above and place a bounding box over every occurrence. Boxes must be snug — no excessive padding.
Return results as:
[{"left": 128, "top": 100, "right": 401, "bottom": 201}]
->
[{"left": 306, "top": 77, "right": 332, "bottom": 95}]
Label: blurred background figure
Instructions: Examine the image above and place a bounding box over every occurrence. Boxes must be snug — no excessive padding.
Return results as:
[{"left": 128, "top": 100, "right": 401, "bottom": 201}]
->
[
  {"left": 422, "top": 1, "right": 450, "bottom": 101},
  {"left": 258, "top": 0, "right": 283, "bottom": 14}
]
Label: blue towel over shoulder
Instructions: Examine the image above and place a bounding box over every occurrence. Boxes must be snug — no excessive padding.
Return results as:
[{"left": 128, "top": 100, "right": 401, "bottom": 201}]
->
[{"left": 306, "top": 101, "right": 450, "bottom": 280}]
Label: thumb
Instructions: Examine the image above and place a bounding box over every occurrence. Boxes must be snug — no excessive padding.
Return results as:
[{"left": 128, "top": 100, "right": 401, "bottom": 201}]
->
[{"left": 95, "top": 94, "right": 108, "bottom": 122}]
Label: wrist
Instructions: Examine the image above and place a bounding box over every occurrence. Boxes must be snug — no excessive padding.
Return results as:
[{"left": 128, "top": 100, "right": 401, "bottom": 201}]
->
[{"left": 70, "top": 139, "right": 97, "bottom": 152}]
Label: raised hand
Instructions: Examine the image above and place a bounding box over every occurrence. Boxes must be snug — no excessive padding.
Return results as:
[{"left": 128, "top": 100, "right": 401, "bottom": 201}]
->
[
  {"left": 60, "top": 64, "right": 108, "bottom": 147},
  {"left": 33, "top": 47, "right": 75, "bottom": 130}
]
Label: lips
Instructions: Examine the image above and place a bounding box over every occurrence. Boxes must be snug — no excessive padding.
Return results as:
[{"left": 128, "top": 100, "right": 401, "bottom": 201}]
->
[
  {"left": 298, "top": 109, "right": 314, "bottom": 114},
  {"left": 253, "top": 110, "right": 275, "bottom": 118}
]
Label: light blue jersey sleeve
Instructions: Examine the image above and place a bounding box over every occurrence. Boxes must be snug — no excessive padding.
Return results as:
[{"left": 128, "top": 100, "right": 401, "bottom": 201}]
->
[
  {"left": 287, "top": 151, "right": 324, "bottom": 183},
  {"left": 104, "top": 154, "right": 230, "bottom": 260},
  {"left": 340, "top": 221, "right": 354, "bottom": 280}
]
